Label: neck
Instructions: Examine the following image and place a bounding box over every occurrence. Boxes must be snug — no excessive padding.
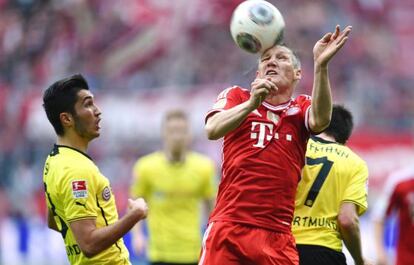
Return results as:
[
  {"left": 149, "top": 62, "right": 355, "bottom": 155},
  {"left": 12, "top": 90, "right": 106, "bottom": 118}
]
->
[
  {"left": 316, "top": 132, "right": 336, "bottom": 143},
  {"left": 164, "top": 149, "right": 186, "bottom": 163},
  {"left": 265, "top": 93, "right": 291, "bottom": 106},
  {"left": 57, "top": 132, "right": 89, "bottom": 153},
  {"left": 264, "top": 86, "right": 292, "bottom": 106}
]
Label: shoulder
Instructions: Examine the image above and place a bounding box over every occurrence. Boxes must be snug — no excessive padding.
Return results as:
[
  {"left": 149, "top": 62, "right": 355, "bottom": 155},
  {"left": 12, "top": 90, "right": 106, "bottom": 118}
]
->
[
  {"left": 384, "top": 166, "right": 414, "bottom": 191},
  {"left": 294, "top": 94, "right": 312, "bottom": 103},
  {"left": 344, "top": 146, "right": 366, "bottom": 165},
  {"left": 188, "top": 152, "right": 215, "bottom": 166},
  {"left": 217, "top": 85, "right": 249, "bottom": 99},
  {"left": 134, "top": 152, "right": 163, "bottom": 170}
]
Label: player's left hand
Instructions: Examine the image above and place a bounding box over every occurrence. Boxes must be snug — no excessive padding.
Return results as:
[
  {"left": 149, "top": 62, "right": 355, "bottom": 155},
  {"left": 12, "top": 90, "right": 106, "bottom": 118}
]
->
[{"left": 313, "top": 25, "right": 352, "bottom": 67}]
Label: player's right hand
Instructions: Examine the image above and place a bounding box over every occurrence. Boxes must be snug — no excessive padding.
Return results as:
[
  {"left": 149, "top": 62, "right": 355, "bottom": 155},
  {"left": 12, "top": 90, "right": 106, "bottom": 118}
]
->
[
  {"left": 249, "top": 78, "right": 277, "bottom": 110},
  {"left": 128, "top": 198, "right": 148, "bottom": 220}
]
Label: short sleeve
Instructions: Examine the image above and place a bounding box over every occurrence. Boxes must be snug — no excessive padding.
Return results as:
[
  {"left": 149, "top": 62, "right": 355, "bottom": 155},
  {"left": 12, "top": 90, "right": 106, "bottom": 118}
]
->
[
  {"left": 342, "top": 161, "right": 369, "bottom": 216},
  {"left": 295, "top": 94, "right": 312, "bottom": 132},
  {"left": 200, "top": 159, "right": 217, "bottom": 199},
  {"left": 205, "top": 86, "right": 244, "bottom": 123},
  {"left": 130, "top": 159, "right": 150, "bottom": 199},
  {"left": 62, "top": 168, "right": 98, "bottom": 222}
]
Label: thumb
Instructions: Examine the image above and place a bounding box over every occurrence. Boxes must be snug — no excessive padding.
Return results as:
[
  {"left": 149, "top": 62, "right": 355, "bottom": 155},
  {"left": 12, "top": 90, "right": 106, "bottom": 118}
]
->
[{"left": 128, "top": 198, "right": 134, "bottom": 207}]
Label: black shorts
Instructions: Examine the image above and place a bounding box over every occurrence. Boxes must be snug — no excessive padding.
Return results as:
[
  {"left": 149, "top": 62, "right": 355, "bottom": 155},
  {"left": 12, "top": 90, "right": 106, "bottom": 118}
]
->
[{"left": 297, "top": 244, "right": 347, "bottom": 265}]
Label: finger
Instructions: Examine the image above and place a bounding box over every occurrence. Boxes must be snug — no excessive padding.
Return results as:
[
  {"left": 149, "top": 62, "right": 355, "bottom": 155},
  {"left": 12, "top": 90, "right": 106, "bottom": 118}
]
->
[
  {"left": 259, "top": 81, "right": 272, "bottom": 91},
  {"left": 265, "top": 79, "right": 278, "bottom": 92},
  {"left": 331, "top": 25, "right": 340, "bottom": 40},
  {"left": 336, "top": 26, "right": 352, "bottom": 42},
  {"left": 258, "top": 87, "right": 271, "bottom": 97},
  {"left": 320, "top": 32, "right": 332, "bottom": 43},
  {"left": 335, "top": 36, "right": 349, "bottom": 49}
]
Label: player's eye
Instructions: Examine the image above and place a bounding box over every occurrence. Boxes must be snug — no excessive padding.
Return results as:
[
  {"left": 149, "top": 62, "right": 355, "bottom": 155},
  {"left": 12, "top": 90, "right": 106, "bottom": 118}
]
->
[
  {"left": 261, "top": 56, "right": 270, "bottom": 62},
  {"left": 277, "top": 55, "right": 288, "bottom": 60},
  {"left": 84, "top": 100, "right": 93, "bottom": 107}
]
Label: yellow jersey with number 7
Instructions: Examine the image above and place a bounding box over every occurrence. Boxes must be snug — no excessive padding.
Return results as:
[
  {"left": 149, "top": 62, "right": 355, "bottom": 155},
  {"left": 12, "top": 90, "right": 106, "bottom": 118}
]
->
[{"left": 292, "top": 136, "right": 368, "bottom": 252}]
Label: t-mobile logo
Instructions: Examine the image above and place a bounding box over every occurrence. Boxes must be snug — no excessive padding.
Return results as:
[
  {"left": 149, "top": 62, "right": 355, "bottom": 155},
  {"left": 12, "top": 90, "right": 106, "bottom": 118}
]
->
[{"left": 250, "top": 122, "right": 274, "bottom": 148}]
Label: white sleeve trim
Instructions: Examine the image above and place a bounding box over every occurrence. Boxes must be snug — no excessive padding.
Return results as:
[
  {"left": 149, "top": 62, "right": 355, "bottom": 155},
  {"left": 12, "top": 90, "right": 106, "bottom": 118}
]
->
[{"left": 304, "top": 105, "right": 311, "bottom": 131}]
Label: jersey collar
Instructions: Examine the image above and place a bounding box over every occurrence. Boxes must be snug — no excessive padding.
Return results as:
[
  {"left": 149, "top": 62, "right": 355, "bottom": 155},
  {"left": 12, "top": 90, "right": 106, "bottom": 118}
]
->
[
  {"left": 311, "top": 135, "right": 336, "bottom": 144},
  {"left": 54, "top": 144, "right": 93, "bottom": 161},
  {"left": 262, "top": 98, "right": 293, "bottom": 111}
]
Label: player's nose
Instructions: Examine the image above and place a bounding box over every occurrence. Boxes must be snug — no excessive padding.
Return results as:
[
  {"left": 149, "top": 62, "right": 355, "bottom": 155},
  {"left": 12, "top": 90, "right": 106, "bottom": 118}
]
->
[{"left": 94, "top": 104, "right": 102, "bottom": 116}]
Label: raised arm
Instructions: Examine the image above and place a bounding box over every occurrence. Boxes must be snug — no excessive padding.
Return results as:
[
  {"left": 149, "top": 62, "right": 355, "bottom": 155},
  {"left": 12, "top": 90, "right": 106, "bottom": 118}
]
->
[
  {"left": 205, "top": 79, "right": 276, "bottom": 140},
  {"left": 69, "top": 198, "right": 147, "bottom": 258},
  {"left": 309, "top": 25, "right": 352, "bottom": 133}
]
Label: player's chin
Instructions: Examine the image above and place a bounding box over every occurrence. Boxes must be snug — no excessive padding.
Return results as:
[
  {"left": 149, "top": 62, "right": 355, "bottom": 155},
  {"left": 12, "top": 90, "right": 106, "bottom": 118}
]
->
[
  {"left": 91, "top": 129, "right": 101, "bottom": 138},
  {"left": 265, "top": 75, "right": 278, "bottom": 84}
]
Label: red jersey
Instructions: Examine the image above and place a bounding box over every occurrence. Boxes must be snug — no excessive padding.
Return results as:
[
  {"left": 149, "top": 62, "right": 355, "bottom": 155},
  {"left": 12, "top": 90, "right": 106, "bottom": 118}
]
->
[
  {"left": 373, "top": 167, "right": 414, "bottom": 265},
  {"left": 206, "top": 86, "right": 312, "bottom": 233}
]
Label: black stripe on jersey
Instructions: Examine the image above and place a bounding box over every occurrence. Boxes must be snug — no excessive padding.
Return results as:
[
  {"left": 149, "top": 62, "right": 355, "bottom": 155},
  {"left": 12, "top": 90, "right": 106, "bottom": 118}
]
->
[
  {"left": 54, "top": 144, "right": 93, "bottom": 161},
  {"left": 96, "top": 195, "right": 122, "bottom": 253},
  {"left": 44, "top": 182, "right": 69, "bottom": 239},
  {"left": 49, "top": 144, "right": 60, "bottom": 156}
]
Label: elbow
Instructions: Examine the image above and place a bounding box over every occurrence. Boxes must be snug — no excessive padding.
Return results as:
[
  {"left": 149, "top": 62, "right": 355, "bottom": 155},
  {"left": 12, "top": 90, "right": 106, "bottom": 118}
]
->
[
  {"left": 80, "top": 244, "right": 100, "bottom": 258},
  {"left": 205, "top": 124, "right": 220, "bottom": 140},
  {"left": 312, "top": 117, "right": 331, "bottom": 133},
  {"left": 338, "top": 213, "right": 358, "bottom": 232}
]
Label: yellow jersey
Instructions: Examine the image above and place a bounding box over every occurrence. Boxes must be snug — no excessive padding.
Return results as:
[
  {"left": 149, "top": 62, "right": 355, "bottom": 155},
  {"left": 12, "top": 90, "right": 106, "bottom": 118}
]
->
[
  {"left": 130, "top": 151, "right": 216, "bottom": 263},
  {"left": 43, "top": 145, "right": 130, "bottom": 265},
  {"left": 292, "top": 136, "right": 368, "bottom": 252}
]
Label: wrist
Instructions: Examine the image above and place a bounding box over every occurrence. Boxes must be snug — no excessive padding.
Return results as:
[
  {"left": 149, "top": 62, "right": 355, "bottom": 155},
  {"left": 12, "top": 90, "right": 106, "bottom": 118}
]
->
[
  {"left": 245, "top": 99, "right": 258, "bottom": 112},
  {"left": 130, "top": 208, "right": 144, "bottom": 222},
  {"left": 314, "top": 62, "right": 328, "bottom": 72}
]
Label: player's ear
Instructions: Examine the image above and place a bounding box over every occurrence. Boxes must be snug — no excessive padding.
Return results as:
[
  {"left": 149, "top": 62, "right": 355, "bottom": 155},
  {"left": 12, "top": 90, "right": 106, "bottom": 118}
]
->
[
  {"left": 294, "top": 69, "right": 302, "bottom": 81},
  {"left": 60, "top": 112, "right": 74, "bottom": 128},
  {"left": 256, "top": 70, "right": 259, "bottom": 77}
]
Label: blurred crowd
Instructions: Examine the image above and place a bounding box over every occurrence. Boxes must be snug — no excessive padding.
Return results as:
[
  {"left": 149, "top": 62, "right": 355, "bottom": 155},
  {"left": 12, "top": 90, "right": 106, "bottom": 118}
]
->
[{"left": 0, "top": 0, "right": 413, "bottom": 263}]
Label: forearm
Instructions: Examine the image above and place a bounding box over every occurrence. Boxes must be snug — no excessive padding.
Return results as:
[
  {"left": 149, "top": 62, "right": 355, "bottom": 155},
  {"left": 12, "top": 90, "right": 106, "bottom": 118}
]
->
[
  {"left": 205, "top": 101, "right": 254, "bottom": 140},
  {"left": 339, "top": 220, "right": 364, "bottom": 265},
  {"left": 310, "top": 64, "right": 332, "bottom": 132},
  {"left": 47, "top": 210, "right": 60, "bottom": 232},
  {"left": 374, "top": 220, "right": 387, "bottom": 260},
  {"left": 81, "top": 210, "right": 143, "bottom": 257}
]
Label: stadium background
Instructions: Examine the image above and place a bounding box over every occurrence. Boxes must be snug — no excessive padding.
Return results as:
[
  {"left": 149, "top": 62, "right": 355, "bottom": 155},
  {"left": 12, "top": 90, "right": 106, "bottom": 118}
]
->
[{"left": 0, "top": 0, "right": 413, "bottom": 264}]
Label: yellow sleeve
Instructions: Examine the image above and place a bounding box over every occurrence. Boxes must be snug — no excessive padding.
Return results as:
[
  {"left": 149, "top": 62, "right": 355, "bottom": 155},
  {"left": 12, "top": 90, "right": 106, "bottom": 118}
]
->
[
  {"left": 62, "top": 168, "right": 98, "bottom": 222},
  {"left": 201, "top": 159, "right": 217, "bottom": 199},
  {"left": 342, "top": 161, "right": 369, "bottom": 216},
  {"left": 130, "top": 159, "right": 150, "bottom": 198}
]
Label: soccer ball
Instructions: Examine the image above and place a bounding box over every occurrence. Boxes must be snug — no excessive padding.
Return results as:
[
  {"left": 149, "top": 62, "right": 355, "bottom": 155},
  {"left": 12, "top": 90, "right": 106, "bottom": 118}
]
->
[{"left": 230, "top": 0, "right": 285, "bottom": 54}]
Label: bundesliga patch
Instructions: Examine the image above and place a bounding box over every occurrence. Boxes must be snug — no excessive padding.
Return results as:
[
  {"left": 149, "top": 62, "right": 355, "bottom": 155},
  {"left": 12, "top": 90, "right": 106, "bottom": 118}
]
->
[
  {"left": 72, "top": 180, "right": 88, "bottom": 199},
  {"left": 102, "top": 186, "right": 111, "bottom": 201}
]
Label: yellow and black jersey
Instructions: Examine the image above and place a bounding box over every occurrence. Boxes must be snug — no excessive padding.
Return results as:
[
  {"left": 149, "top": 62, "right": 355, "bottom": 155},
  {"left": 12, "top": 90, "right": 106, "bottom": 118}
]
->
[
  {"left": 130, "top": 151, "right": 216, "bottom": 263},
  {"left": 43, "top": 145, "right": 130, "bottom": 265},
  {"left": 292, "top": 136, "right": 368, "bottom": 252}
]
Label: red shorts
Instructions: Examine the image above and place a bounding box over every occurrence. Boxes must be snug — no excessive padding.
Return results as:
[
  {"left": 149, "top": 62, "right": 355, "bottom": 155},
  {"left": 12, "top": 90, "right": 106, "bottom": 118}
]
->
[{"left": 199, "top": 221, "right": 299, "bottom": 265}]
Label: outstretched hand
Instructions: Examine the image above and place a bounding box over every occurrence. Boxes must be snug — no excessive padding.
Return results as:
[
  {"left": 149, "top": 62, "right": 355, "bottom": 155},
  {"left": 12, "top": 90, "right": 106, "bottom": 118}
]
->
[{"left": 313, "top": 25, "right": 352, "bottom": 67}]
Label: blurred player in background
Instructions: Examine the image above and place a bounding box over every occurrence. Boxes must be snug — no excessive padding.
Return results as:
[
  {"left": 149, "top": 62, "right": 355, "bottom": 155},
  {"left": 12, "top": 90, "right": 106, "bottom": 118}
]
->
[
  {"left": 130, "top": 109, "right": 216, "bottom": 265},
  {"left": 373, "top": 167, "right": 414, "bottom": 265},
  {"left": 200, "top": 25, "right": 352, "bottom": 265},
  {"left": 42, "top": 74, "right": 148, "bottom": 265},
  {"left": 292, "top": 105, "right": 370, "bottom": 265}
]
